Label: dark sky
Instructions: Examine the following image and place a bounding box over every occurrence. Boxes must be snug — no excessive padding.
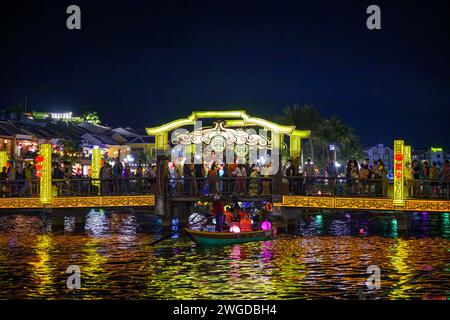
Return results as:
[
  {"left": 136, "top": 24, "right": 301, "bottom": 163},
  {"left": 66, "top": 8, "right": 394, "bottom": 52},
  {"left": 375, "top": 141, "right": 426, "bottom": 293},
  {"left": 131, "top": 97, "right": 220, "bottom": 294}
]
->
[{"left": 1, "top": 0, "right": 449, "bottom": 148}]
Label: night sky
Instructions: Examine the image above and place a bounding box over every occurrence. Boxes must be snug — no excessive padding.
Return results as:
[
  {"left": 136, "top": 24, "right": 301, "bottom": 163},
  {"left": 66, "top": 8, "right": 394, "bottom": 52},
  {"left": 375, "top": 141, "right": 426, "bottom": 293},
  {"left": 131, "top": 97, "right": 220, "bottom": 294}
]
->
[{"left": 1, "top": 0, "right": 449, "bottom": 148}]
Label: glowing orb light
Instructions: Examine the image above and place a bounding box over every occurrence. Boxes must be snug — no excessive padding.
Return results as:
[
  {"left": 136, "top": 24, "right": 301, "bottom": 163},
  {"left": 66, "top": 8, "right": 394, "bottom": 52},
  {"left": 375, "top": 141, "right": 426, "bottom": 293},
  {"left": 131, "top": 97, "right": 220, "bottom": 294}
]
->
[
  {"left": 230, "top": 222, "right": 241, "bottom": 233},
  {"left": 261, "top": 221, "right": 272, "bottom": 230}
]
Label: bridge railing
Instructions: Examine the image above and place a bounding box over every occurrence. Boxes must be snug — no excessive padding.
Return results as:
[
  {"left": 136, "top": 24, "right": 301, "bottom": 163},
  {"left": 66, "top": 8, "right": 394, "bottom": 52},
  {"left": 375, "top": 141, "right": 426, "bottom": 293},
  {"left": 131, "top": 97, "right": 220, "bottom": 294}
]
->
[
  {"left": 406, "top": 179, "right": 450, "bottom": 199},
  {"left": 285, "top": 176, "right": 450, "bottom": 199},
  {"left": 52, "top": 177, "right": 156, "bottom": 197},
  {"left": 165, "top": 176, "right": 273, "bottom": 197},
  {"left": 0, "top": 179, "right": 40, "bottom": 197},
  {"left": 165, "top": 176, "right": 450, "bottom": 199},
  {"left": 283, "top": 176, "right": 393, "bottom": 197}
]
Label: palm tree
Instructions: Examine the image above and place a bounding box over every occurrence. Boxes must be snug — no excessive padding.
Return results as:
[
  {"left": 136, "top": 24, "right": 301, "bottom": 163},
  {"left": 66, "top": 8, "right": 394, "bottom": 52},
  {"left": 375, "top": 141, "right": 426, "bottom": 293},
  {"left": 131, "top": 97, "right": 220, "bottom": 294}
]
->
[
  {"left": 276, "top": 103, "right": 322, "bottom": 163},
  {"left": 277, "top": 104, "right": 363, "bottom": 168},
  {"left": 82, "top": 111, "right": 101, "bottom": 125}
]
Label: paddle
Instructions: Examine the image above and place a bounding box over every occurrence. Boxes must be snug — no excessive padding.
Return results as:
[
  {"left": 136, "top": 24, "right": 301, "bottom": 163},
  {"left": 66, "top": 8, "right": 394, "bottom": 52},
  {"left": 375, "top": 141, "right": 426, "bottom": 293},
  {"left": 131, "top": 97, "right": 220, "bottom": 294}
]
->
[{"left": 149, "top": 214, "right": 214, "bottom": 246}]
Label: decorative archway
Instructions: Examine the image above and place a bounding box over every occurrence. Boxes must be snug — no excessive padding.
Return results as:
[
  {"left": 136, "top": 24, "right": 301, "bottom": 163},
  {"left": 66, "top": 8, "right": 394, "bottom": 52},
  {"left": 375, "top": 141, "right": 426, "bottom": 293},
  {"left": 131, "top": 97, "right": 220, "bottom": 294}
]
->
[{"left": 145, "top": 110, "right": 311, "bottom": 160}]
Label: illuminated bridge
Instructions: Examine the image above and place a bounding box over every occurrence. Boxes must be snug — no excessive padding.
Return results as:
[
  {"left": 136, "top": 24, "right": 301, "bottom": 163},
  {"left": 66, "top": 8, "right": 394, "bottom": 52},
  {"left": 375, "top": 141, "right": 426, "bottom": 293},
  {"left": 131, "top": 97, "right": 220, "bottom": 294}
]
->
[{"left": 0, "top": 110, "right": 448, "bottom": 215}]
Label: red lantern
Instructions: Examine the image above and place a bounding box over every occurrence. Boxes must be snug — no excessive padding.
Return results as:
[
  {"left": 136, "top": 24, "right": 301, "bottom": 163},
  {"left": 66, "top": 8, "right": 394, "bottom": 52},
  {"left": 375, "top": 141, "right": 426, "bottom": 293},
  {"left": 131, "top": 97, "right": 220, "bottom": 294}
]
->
[
  {"left": 36, "top": 164, "right": 43, "bottom": 171},
  {"left": 396, "top": 172, "right": 402, "bottom": 179},
  {"left": 394, "top": 154, "right": 403, "bottom": 162},
  {"left": 35, "top": 156, "right": 44, "bottom": 163},
  {"left": 395, "top": 163, "right": 403, "bottom": 171},
  {"left": 36, "top": 172, "right": 42, "bottom": 178}
]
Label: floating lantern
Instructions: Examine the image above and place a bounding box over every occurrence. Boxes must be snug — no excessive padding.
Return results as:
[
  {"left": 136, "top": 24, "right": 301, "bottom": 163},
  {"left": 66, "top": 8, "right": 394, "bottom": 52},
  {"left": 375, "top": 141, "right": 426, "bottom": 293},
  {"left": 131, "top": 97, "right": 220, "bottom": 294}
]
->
[
  {"left": 261, "top": 220, "right": 272, "bottom": 230},
  {"left": 230, "top": 222, "right": 241, "bottom": 233}
]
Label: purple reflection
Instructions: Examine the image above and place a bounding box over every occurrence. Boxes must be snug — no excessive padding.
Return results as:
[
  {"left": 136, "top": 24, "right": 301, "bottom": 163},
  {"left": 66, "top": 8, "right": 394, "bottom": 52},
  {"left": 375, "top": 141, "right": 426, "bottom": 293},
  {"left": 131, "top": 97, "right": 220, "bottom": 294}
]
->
[{"left": 261, "top": 241, "right": 273, "bottom": 263}]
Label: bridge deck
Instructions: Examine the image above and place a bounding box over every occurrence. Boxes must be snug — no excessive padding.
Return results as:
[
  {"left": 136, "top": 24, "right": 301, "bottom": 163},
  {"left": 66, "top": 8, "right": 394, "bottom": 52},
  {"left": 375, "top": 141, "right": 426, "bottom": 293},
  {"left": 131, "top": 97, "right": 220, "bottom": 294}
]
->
[
  {"left": 0, "top": 195, "right": 155, "bottom": 209},
  {"left": 279, "top": 195, "right": 450, "bottom": 212}
]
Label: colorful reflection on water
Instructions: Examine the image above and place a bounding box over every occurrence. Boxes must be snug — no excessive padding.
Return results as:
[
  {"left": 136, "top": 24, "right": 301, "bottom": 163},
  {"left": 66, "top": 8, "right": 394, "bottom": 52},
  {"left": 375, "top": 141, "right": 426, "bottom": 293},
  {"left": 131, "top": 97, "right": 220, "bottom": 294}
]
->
[{"left": 0, "top": 209, "right": 448, "bottom": 299}]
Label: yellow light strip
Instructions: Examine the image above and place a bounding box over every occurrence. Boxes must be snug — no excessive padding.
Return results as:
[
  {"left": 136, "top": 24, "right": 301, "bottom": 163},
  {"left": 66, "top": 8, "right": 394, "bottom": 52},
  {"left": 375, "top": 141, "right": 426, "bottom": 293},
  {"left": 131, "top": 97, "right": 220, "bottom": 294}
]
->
[
  {"left": 91, "top": 148, "right": 102, "bottom": 189},
  {"left": 393, "top": 140, "right": 404, "bottom": 207},
  {"left": 0, "top": 151, "right": 8, "bottom": 169},
  {"left": 39, "top": 144, "right": 52, "bottom": 204},
  {"left": 145, "top": 110, "right": 307, "bottom": 136},
  {"left": 404, "top": 145, "right": 411, "bottom": 165}
]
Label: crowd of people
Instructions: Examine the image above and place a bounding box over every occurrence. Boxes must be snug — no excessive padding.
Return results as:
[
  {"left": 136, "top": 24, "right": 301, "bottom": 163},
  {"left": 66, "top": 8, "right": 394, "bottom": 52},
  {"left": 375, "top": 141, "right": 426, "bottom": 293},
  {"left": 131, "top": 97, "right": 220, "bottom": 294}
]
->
[
  {"left": 285, "top": 157, "right": 450, "bottom": 198},
  {"left": 165, "top": 158, "right": 273, "bottom": 196},
  {"left": 0, "top": 157, "right": 157, "bottom": 197},
  {"left": 2, "top": 154, "right": 449, "bottom": 199},
  {"left": 0, "top": 161, "right": 37, "bottom": 196}
]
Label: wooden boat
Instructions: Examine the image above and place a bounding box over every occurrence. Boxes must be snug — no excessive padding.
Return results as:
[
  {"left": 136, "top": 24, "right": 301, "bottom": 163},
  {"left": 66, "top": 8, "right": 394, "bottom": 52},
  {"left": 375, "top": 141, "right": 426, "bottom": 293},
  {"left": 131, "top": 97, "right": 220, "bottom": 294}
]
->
[{"left": 184, "top": 228, "right": 275, "bottom": 246}]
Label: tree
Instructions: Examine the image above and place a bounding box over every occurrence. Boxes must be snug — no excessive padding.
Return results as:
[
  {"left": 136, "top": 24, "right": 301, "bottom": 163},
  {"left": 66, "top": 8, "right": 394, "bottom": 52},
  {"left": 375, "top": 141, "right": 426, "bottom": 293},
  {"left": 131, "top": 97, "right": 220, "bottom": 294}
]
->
[
  {"left": 82, "top": 111, "right": 101, "bottom": 125},
  {"left": 277, "top": 104, "right": 364, "bottom": 170},
  {"left": 276, "top": 103, "right": 322, "bottom": 163}
]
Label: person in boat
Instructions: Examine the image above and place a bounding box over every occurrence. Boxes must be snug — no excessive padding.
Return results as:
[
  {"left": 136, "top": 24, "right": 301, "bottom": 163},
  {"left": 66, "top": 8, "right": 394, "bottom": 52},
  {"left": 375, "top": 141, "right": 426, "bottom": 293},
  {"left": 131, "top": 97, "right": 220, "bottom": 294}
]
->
[
  {"left": 212, "top": 195, "right": 226, "bottom": 232},
  {"left": 239, "top": 213, "right": 253, "bottom": 232},
  {"left": 224, "top": 207, "right": 233, "bottom": 224}
]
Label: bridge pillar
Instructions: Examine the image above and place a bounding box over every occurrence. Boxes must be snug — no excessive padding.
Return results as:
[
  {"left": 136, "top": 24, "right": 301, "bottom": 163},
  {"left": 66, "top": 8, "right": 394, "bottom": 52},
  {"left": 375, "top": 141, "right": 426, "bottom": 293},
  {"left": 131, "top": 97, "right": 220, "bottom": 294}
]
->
[
  {"left": 0, "top": 151, "right": 8, "bottom": 169},
  {"left": 272, "top": 132, "right": 284, "bottom": 195},
  {"left": 38, "top": 143, "right": 53, "bottom": 205},
  {"left": 393, "top": 140, "right": 405, "bottom": 208},
  {"left": 91, "top": 147, "right": 102, "bottom": 193}
]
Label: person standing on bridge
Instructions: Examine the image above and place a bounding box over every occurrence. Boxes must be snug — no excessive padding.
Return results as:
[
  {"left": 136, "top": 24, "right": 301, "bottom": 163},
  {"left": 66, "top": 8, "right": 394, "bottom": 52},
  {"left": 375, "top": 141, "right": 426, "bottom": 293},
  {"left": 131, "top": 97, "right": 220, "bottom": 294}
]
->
[
  {"left": 441, "top": 159, "right": 450, "bottom": 198},
  {"left": 325, "top": 158, "right": 337, "bottom": 195},
  {"left": 249, "top": 164, "right": 260, "bottom": 195},
  {"left": 303, "top": 158, "right": 315, "bottom": 196},
  {"left": 233, "top": 163, "right": 246, "bottom": 195},
  {"left": 286, "top": 159, "right": 296, "bottom": 195},
  {"left": 429, "top": 162, "right": 440, "bottom": 197}
]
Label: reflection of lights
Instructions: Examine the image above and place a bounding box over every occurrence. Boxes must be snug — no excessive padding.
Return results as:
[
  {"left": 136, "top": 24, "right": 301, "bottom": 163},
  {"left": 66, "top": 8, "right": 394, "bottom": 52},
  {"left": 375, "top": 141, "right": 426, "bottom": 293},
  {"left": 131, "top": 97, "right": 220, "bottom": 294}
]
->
[
  {"left": 29, "top": 234, "right": 55, "bottom": 296},
  {"left": 335, "top": 162, "right": 341, "bottom": 168},
  {"left": 442, "top": 213, "right": 450, "bottom": 238},
  {"left": 391, "top": 219, "right": 398, "bottom": 238},
  {"left": 85, "top": 209, "right": 107, "bottom": 236},
  {"left": 171, "top": 218, "right": 179, "bottom": 231},
  {"left": 389, "top": 239, "right": 413, "bottom": 299},
  {"left": 64, "top": 216, "right": 76, "bottom": 232}
]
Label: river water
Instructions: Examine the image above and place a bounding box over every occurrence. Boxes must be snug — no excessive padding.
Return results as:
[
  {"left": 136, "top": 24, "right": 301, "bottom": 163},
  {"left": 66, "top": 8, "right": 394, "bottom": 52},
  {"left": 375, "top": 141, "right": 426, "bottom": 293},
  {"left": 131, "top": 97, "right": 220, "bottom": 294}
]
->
[{"left": 0, "top": 209, "right": 448, "bottom": 299}]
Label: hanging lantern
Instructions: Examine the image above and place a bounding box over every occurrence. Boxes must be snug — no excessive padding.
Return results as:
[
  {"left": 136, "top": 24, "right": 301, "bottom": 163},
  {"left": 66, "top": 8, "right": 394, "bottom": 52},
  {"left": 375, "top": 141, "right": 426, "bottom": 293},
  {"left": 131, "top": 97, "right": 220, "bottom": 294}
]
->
[
  {"left": 396, "top": 172, "right": 402, "bottom": 179},
  {"left": 36, "top": 172, "right": 42, "bottom": 178},
  {"left": 35, "top": 155, "right": 44, "bottom": 163},
  {"left": 261, "top": 220, "right": 272, "bottom": 230},
  {"left": 229, "top": 222, "right": 241, "bottom": 233},
  {"left": 395, "top": 163, "right": 403, "bottom": 171},
  {"left": 36, "top": 164, "right": 43, "bottom": 171},
  {"left": 394, "top": 154, "right": 403, "bottom": 162}
]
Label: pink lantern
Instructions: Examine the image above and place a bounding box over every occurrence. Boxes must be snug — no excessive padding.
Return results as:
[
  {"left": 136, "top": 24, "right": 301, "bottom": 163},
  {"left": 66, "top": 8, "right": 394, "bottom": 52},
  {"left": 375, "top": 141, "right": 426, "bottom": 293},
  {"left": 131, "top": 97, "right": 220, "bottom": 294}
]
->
[
  {"left": 229, "top": 222, "right": 241, "bottom": 233},
  {"left": 261, "top": 221, "right": 272, "bottom": 230}
]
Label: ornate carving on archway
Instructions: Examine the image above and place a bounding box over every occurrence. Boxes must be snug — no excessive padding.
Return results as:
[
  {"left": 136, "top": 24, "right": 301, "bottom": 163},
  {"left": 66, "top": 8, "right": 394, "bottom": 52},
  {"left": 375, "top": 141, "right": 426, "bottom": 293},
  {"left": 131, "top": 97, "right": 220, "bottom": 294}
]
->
[{"left": 171, "top": 121, "right": 272, "bottom": 152}]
